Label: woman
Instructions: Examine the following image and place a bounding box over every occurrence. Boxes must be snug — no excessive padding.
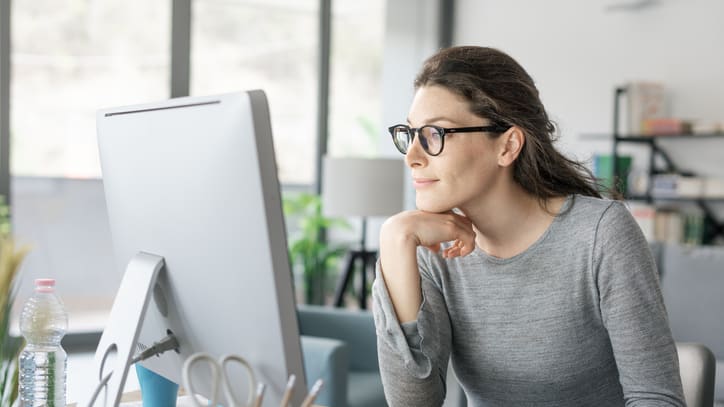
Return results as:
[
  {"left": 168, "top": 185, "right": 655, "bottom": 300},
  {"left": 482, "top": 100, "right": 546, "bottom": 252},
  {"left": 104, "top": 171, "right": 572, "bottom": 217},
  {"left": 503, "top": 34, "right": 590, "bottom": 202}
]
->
[{"left": 372, "top": 46, "right": 684, "bottom": 406}]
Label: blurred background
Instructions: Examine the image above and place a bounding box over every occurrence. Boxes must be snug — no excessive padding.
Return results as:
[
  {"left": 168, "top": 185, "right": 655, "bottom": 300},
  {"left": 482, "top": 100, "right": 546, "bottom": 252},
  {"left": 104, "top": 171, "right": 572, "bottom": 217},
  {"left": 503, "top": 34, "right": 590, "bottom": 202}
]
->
[{"left": 1, "top": 0, "right": 723, "bottom": 403}]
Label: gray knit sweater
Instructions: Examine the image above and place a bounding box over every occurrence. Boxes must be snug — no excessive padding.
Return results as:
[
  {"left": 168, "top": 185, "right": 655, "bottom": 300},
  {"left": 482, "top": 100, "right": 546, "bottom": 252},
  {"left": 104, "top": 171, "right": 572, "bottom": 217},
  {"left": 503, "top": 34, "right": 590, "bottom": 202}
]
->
[{"left": 372, "top": 195, "right": 685, "bottom": 406}]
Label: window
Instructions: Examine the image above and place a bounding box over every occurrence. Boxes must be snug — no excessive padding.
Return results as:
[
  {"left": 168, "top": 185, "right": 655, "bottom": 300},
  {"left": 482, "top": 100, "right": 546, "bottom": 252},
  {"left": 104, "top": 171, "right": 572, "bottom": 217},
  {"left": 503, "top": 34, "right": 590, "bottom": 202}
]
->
[
  {"left": 11, "top": 0, "right": 170, "bottom": 178},
  {"left": 327, "top": 0, "right": 385, "bottom": 157},
  {"left": 191, "top": 0, "right": 319, "bottom": 185},
  {"left": 6, "top": 0, "right": 389, "bottom": 317}
]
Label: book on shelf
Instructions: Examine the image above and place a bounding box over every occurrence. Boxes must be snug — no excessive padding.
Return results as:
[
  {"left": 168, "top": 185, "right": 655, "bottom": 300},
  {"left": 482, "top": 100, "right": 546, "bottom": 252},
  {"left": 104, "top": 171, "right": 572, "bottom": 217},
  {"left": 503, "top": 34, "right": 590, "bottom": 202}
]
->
[
  {"left": 682, "top": 212, "right": 704, "bottom": 246},
  {"left": 650, "top": 174, "right": 724, "bottom": 199},
  {"left": 628, "top": 203, "right": 656, "bottom": 241},
  {"left": 592, "top": 153, "right": 632, "bottom": 193},
  {"left": 702, "top": 178, "right": 724, "bottom": 198},
  {"left": 641, "top": 118, "right": 693, "bottom": 135},
  {"left": 651, "top": 174, "right": 703, "bottom": 198},
  {"left": 624, "top": 81, "right": 668, "bottom": 136},
  {"left": 654, "top": 209, "right": 684, "bottom": 244},
  {"left": 627, "top": 203, "right": 704, "bottom": 245}
]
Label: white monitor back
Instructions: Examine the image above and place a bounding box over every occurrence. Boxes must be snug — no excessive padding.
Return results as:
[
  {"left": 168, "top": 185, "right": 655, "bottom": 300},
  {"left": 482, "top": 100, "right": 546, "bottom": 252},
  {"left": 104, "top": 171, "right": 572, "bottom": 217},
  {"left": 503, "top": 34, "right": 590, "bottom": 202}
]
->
[{"left": 96, "top": 90, "right": 306, "bottom": 406}]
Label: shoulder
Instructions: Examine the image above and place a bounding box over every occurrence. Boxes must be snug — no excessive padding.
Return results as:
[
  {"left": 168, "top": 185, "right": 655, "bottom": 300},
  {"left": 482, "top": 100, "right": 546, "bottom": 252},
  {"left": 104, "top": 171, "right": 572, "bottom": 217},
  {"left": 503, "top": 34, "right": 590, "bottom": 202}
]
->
[
  {"left": 571, "top": 196, "right": 651, "bottom": 265},
  {"left": 564, "top": 195, "right": 633, "bottom": 231},
  {"left": 566, "top": 194, "right": 618, "bottom": 215},
  {"left": 557, "top": 195, "right": 643, "bottom": 250},
  {"left": 574, "top": 196, "right": 640, "bottom": 239}
]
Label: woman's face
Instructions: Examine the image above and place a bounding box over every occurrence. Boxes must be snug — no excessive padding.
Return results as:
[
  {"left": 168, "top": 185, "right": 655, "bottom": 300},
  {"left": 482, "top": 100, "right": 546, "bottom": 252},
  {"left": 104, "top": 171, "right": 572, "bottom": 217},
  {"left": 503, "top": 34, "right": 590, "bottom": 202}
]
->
[{"left": 406, "top": 85, "right": 506, "bottom": 213}]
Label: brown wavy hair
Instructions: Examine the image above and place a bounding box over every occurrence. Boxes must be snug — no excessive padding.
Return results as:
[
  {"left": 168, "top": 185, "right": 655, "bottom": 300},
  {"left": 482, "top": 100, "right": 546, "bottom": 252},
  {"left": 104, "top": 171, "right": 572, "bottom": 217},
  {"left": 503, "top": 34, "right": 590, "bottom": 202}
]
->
[{"left": 414, "top": 46, "right": 603, "bottom": 202}]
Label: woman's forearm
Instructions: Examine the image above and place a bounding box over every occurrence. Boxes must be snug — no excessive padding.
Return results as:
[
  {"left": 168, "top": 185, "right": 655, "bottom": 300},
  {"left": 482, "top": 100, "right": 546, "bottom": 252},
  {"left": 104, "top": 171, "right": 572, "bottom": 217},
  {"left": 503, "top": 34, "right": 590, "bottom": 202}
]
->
[{"left": 379, "top": 228, "right": 423, "bottom": 323}]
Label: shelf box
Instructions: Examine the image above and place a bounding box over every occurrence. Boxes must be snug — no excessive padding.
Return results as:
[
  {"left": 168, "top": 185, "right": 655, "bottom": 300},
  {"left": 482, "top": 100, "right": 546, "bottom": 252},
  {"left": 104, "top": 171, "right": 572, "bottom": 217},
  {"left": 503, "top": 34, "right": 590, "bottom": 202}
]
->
[
  {"left": 702, "top": 178, "right": 724, "bottom": 198},
  {"left": 651, "top": 174, "right": 704, "bottom": 198}
]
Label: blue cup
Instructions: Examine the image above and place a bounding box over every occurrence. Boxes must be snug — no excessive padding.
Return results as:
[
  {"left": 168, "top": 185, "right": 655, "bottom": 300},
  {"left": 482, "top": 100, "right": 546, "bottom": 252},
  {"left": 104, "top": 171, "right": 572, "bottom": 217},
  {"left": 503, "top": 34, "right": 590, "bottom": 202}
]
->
[{"left": 136, "top": 364, "right": 179, "bottom": 407}]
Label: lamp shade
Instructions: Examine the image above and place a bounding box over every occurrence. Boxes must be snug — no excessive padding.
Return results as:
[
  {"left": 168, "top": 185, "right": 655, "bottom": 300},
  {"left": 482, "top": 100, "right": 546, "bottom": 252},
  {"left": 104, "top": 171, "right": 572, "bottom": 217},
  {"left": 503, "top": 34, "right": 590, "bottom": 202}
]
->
[{"left": 322, "top": 157, "right": 405, "bottom": 217}]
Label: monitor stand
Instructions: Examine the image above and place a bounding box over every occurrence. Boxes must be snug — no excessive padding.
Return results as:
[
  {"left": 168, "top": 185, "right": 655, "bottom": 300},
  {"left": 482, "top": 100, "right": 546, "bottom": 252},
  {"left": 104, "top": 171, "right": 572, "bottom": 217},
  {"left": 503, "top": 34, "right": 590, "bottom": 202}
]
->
[{"left": 80, "top": 252, "right": 165, "bottom": 407}]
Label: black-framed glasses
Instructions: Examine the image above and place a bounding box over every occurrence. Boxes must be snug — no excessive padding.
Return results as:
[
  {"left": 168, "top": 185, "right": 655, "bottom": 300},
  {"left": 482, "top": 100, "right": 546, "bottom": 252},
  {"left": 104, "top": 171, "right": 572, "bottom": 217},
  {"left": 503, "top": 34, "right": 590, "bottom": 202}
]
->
[{"left": 388, "top": 124, "right": 510, "bottom": 156}]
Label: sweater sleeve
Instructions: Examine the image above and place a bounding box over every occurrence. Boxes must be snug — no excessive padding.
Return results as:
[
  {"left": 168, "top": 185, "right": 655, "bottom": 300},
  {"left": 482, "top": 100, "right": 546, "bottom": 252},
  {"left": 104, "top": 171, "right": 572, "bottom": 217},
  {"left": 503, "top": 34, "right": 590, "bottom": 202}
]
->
[
  {"left": 593, "top": 202, "right": 685, "bottom": 406},
  {"left": 371, "top": 250, "right": 452, "bottom": 407}
]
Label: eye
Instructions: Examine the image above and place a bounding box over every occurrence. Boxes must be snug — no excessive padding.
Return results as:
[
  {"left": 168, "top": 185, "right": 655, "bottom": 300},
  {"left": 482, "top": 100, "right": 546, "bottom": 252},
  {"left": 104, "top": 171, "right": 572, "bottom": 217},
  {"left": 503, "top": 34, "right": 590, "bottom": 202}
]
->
[
  {"left": 391, "top": 126, "right": 411, "bottom": 154},
  {"left": 421, "top": 126, "right": 443, "bottom": 152}
]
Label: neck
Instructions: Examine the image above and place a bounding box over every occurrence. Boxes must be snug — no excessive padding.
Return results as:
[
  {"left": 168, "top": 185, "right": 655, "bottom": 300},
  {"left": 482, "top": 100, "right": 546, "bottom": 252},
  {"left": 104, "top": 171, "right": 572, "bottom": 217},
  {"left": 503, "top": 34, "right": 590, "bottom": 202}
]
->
[{"left": 460, "top": 183, "right": 565, "bottom": 259}]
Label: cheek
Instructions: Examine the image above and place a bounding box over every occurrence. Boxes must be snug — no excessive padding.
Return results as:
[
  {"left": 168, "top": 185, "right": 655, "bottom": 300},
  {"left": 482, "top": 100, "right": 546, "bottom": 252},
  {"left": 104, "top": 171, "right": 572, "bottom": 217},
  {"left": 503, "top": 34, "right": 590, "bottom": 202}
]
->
[
  {"left": 415, "top": 155, "right": 492, "bottom": 211},
  {"left": 447, "top": 152, "right": 501, "bottom": 201},
  {"left": 450, "top": 151, "right": 494, "bottom": 185}
]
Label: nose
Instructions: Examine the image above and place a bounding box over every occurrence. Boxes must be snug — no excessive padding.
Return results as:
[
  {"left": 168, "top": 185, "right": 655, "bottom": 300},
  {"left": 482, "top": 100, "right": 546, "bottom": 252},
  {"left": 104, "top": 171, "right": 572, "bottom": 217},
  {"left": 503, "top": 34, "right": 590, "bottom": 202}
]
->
[{"left": 404, "top": 131, "right": 427, "bottom": 168}]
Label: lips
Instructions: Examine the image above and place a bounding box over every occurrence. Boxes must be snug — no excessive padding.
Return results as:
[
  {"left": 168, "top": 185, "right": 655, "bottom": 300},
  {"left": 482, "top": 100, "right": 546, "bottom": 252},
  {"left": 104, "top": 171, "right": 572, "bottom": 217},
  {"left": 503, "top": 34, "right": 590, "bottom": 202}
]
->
[{"left": 413, "top": 177, "right": 438, "bottom": 188}]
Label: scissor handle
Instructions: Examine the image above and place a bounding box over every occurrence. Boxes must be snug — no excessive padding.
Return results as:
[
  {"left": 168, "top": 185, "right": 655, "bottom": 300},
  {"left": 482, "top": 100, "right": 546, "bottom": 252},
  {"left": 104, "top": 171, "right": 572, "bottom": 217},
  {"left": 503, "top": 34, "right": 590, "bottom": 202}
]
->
[
  {"left": 182, "top": 352, "right": 221, "bottom": 407},
  {"left": 220, "top": 353, "right": 258, "bottom": 407}
]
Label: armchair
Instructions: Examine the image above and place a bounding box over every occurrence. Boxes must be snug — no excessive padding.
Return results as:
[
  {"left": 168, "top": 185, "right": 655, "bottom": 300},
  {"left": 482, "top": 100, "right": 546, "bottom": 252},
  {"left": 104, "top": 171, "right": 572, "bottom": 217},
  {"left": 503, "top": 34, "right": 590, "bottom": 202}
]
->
[
  {"left": 298, "top": 304, "right": 386, "bottom": 407},
  {"left": 659, "top": 244, "right": 724, "bottom": 403},
  {"left": 300, "top": 335, "right": 349, "bottom": 407},
  {"left": 676, "top": 342, "right": 716, "bottom": 407}
]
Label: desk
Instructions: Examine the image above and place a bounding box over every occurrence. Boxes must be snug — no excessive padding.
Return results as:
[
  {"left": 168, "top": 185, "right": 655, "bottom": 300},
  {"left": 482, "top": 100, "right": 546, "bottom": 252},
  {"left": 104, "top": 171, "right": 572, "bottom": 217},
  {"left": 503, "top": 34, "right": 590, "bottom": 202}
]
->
[
  {"left": 70, "top": 390, "right": 324, "bottom": 406},
  {"left": 69, "top": 390, "right": 143, "bottom": 406},
  {"left": 60, "top": 301, "right": 329, "bottom": 407}
]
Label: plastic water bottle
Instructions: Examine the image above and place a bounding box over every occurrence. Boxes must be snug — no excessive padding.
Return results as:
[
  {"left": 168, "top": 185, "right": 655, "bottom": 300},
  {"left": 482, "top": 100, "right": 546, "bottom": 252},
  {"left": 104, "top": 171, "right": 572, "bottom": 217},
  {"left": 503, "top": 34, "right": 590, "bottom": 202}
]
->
[{"left": 18, "top": 278, "right": 68, "bottom": 407}]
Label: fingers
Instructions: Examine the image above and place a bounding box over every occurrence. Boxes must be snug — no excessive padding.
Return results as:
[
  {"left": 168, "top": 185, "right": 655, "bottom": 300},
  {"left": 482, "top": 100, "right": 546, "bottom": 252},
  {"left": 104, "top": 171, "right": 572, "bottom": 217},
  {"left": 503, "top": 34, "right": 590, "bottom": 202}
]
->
[
  {"left": 441, "top": 241, "right": 459, "bottom": 258},
  {"left": 397, "top": 210, "right": 476, "bottom": 258},
  {"left": 441, "top": 237, "right": 476, "bottom": 259},
  {"left": 423, "top": 243, "right": 441, "bottom": 253},
  {"left": 437, "top": 213, "right": 475, "bottom": 259}
]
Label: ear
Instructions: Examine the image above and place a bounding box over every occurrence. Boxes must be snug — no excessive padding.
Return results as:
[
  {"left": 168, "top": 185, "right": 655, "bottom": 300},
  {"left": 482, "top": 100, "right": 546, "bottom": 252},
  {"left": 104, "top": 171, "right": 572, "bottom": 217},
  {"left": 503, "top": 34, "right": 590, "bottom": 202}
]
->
[{"left": 497, "top": 126, "right": 525, "bottom": 167}]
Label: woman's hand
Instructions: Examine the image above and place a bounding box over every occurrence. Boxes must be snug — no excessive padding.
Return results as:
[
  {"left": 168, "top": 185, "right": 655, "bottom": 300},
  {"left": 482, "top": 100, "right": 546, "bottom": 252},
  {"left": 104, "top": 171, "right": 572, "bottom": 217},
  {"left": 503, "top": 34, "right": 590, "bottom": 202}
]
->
[
  {"left": 378, "top": 210, "right": 476, "bottom": 323},
  {"left": 381, "top": 210, "right": 476, "bottom": 259}
]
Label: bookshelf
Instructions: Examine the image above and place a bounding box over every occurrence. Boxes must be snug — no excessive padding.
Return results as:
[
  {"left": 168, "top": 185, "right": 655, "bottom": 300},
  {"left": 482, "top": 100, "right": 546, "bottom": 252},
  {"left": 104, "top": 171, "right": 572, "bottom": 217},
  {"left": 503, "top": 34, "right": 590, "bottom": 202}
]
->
[{"left": 606, "top": 86, "right": 724, "bottom": 244}]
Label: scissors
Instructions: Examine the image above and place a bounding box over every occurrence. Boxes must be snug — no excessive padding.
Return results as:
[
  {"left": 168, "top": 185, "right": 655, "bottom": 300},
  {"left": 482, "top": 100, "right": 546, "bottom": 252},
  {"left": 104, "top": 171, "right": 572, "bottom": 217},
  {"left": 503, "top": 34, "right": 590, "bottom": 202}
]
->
[{"left": 182, "top": 352, "right": 259, "bottom": 407}]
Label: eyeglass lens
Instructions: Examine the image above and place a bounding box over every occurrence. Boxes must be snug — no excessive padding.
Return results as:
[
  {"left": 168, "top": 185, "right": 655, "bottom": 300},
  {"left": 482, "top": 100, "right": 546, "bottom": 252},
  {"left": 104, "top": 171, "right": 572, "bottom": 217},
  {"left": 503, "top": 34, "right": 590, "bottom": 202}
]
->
[{"left": 393, "top": 126, "right": 443, "bottom": 155}]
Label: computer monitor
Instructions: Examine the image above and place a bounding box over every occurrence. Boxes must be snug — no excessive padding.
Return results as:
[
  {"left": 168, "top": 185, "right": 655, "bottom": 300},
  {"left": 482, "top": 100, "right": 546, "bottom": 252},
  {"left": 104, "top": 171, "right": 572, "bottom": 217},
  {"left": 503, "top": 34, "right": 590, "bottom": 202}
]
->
[{"left": 85, "top": 90, "right": 306, "bottom": 406}]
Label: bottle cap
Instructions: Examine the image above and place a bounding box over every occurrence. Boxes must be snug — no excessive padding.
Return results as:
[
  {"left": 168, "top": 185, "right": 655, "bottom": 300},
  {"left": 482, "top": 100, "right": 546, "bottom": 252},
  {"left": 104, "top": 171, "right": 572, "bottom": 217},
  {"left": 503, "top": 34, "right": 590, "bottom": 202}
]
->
[{"left": 35, "top": 278, "right": 56, "bottom": 293}]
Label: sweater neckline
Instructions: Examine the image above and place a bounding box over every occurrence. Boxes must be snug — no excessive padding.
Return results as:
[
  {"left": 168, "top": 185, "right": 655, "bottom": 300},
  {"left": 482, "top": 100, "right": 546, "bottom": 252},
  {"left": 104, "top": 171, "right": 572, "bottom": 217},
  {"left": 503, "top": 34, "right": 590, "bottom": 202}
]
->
[{"left": 473, "top": 194, "right": 574, "bottom": 265}]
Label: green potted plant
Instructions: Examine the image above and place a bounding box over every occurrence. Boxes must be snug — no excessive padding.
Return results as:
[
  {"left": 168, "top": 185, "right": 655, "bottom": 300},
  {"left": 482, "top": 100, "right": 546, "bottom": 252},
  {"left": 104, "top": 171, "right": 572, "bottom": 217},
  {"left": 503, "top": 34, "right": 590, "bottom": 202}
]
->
[
  {"left": 0, "top": 196, "right": 29, "bottom": 406},
  {"left": 283, "top": 192, "right": 350, "bottom": 305}
]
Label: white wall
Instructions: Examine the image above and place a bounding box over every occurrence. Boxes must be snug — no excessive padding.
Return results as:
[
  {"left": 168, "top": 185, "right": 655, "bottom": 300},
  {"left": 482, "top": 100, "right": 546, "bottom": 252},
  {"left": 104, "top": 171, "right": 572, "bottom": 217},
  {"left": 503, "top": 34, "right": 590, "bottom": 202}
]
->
[
  {"left": 379, "top": 0, "right": 441, "bottom": 158},
  {"left": 368, "top": 0, "right": 443, "bottom": 248},
  {"left": 453, "top": 0, "right": 724, "bottom": 177},
  {"left": 12, "top": 177, "right": 118, "bottom": 300}
]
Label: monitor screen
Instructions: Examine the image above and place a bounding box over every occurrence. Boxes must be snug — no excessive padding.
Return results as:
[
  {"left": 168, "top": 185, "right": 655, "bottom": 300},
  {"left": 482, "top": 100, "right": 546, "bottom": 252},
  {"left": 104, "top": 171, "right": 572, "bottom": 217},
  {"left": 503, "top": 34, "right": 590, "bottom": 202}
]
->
[{"left": 93, "top": 90, "right": 306, "bottom": 406}]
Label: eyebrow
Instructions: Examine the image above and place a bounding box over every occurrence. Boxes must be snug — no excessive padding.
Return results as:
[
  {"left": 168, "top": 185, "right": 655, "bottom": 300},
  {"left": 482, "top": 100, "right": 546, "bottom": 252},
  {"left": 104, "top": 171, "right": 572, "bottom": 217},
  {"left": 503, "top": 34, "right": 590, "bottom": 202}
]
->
[{"left": 405, "top": 116, "right": 458, "bottom": 126}]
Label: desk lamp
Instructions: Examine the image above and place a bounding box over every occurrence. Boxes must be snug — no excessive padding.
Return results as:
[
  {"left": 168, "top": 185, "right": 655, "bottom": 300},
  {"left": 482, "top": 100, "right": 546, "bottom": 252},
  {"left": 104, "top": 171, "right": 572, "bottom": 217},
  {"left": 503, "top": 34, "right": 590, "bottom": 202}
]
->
[{"left": 322, "top": 157, "right": 405, "bottom": 309}]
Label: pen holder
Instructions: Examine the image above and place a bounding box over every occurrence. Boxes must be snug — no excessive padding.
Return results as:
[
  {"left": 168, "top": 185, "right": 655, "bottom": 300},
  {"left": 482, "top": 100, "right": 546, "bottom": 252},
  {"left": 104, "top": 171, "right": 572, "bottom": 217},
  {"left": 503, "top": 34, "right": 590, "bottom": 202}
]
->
[{"left": 136, "top": 364, "right": 179, "bottom": 407}]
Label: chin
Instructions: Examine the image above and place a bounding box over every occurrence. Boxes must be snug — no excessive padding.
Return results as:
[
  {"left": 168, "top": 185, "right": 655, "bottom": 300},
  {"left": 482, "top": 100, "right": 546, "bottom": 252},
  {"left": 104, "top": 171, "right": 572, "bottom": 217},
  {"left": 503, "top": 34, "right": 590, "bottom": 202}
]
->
[{"left": 415, "top": 195, "right": 456, "bottom": 213}]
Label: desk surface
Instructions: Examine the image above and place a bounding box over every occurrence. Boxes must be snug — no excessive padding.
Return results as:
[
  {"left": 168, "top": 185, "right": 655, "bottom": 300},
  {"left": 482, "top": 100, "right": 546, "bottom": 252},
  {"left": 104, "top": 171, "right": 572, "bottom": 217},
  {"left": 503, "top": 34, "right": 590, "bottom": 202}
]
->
[
  {"left": 70, "top": 390, "right": 324, "bottom": 406},
  {"left": 69, "top": 390, "right": 143, "bottom": 406},
  {"left": 58, "top": 299, "right": 325, "bottom": 407}
]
